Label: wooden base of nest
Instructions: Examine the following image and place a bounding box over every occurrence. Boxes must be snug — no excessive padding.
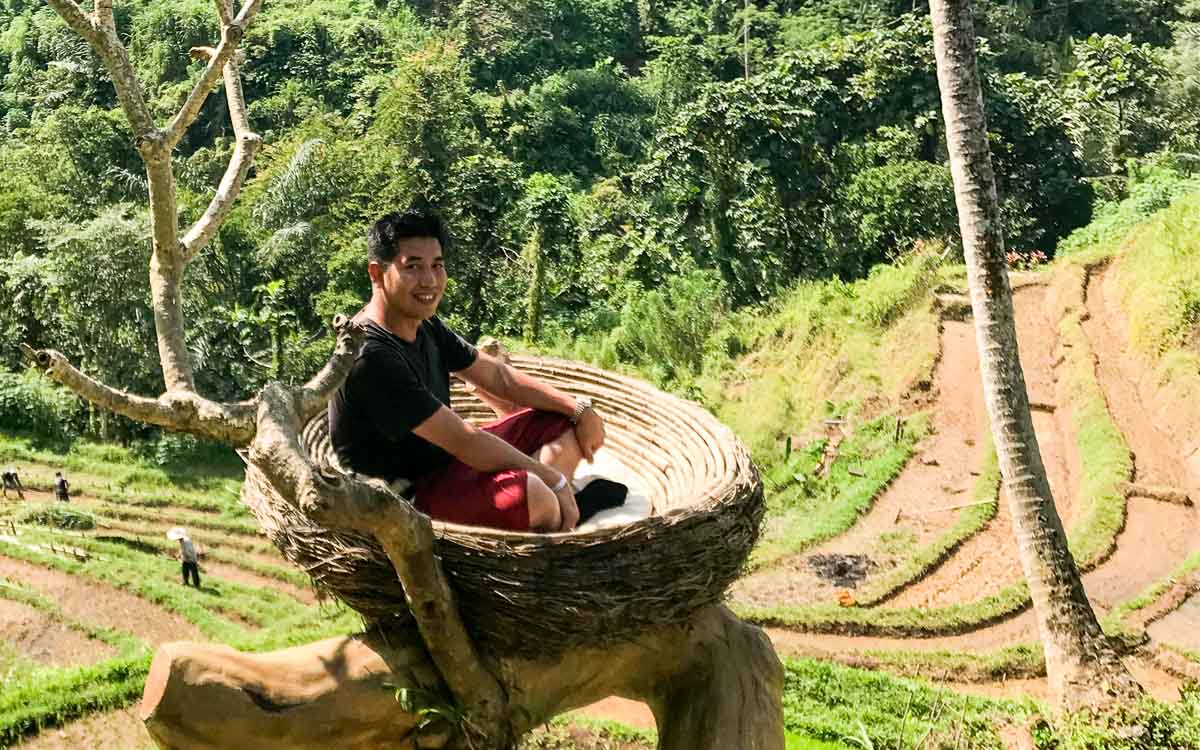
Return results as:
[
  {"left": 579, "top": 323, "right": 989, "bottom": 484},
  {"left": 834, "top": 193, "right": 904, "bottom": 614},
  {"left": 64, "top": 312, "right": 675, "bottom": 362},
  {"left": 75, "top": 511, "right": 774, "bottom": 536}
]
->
[{"left": 140, "top": 606, "right": 785, "bottom": 750}]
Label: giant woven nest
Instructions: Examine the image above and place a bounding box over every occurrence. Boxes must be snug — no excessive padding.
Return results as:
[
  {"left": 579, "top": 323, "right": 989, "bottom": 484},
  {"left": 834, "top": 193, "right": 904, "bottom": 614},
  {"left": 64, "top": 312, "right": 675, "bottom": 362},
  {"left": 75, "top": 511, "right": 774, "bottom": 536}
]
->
[{"left": 242, "top": 355, "right": 764, "bottom": 657}]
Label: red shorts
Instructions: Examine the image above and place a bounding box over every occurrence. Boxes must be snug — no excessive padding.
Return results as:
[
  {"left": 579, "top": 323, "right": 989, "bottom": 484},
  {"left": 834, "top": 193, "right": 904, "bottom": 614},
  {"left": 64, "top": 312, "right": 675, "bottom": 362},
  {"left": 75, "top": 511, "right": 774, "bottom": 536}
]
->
[{"left": 413, "top": 409, "right": 572, "bottom": 531}]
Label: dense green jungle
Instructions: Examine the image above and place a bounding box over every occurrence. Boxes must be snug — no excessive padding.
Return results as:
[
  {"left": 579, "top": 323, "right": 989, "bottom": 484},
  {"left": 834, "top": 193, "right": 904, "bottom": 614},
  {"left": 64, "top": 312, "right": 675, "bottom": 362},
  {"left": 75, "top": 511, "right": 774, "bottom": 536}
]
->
[{"left": 2, "top": 0, "right": 1199, "bottom": 445}]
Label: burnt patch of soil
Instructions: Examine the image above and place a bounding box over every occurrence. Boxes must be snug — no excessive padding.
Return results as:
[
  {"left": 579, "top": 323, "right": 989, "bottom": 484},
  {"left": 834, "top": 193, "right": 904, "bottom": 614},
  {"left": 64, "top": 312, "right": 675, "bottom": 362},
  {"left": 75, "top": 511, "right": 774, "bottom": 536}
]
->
[{"left": 808, "top": 553, "right": 876, "bottom": 588}]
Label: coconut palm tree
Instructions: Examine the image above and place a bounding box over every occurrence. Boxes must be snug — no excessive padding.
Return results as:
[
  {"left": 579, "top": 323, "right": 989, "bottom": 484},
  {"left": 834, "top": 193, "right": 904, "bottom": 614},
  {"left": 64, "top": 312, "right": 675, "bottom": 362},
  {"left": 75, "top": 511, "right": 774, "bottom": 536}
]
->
[{"left": 927, "top": 0, "right": 1142, "bottom": 712}]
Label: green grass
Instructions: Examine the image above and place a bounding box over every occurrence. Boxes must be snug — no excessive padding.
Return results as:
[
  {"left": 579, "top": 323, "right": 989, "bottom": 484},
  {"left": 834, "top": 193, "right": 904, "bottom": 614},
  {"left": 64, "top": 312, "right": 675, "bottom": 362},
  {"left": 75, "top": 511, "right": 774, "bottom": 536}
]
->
[
  {"left": 82, "top": 501, "right": 263, "bottom": 537},
  {"left": 83, "top": 524, "right": 310, "bottom": 589},
  {"left": 751, "top": 412, "right": 931, "bottom": 570},
  {"left": 1101, "top": 552, "right": 1200, "bottom": 643},
  {"left": 846, "top": 643, "right": 1045, "bottom": 682},
  {"left": 1110, "top": 190, "right": 1200, "bottom": 401},
  {"left": 0, "top": 432, "right": 247, "bottom": 517},
  {"left": 702, "top": 252, "right": 944, "bottom": 463},
  {"left": 782, "top": 657, "right": 1033, "bottom": 750},
  {"left": 1054, "top": 267, "right": 1132, "bottom": 571},
  {"left": 0, "top": 654, "right": 151, "bottom": 747},
  {"left": 738, "top": 581, "right": 1032, "bottom": 636},
  {"left": 742, "top": 257, "right": 1135, "bottom": 635},
  {"left": 0, "top": 528, "right": 328, "bottom": 645},
  {"left": 0, "top": 531, "right": 359, "bottom": 745},
  {"left": 0, "top": 575, "right": 147, "bottom": 657}
]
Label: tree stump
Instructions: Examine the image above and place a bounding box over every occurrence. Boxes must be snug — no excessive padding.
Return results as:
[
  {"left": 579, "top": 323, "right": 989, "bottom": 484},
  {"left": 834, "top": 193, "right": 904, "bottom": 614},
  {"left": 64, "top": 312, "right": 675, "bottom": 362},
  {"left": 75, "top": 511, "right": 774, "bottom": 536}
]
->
[{"left": 140, "top": 606, "right": 785, "bottom": 750}]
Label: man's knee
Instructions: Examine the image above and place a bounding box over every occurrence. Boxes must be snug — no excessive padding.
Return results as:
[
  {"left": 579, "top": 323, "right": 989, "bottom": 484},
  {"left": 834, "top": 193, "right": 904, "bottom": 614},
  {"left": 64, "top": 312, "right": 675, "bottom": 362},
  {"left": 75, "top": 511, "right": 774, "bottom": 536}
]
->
[
  {"left": 526, "top": 473, "right": 560, "bottom": 532},
  {"left": 539, "top": 425, "right": 581, "bottom": 466}
]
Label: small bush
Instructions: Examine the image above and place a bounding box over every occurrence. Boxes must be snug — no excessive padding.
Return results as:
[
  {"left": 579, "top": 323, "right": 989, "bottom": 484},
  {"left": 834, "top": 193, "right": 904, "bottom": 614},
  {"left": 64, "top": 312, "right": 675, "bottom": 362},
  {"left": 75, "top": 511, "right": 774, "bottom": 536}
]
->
[
  {"left": 1034, "top": 686, "right": 1200, "bottom": 749},
  {"left": 0, "top": 370, "right": 83, "bottom": 446},
  {"left": 18, "top": 504, "right": 96, "bottom": 531},
  {"left": 605, "top": 269, "right": 728, "bottom": 388}
]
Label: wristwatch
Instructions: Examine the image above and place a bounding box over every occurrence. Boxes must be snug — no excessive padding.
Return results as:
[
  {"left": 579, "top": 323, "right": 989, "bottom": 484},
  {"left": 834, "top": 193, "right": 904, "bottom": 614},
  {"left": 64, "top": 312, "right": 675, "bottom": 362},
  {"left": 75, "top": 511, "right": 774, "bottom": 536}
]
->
[{"left": 570, "top": 395, "right": 593, "bottom": 424}]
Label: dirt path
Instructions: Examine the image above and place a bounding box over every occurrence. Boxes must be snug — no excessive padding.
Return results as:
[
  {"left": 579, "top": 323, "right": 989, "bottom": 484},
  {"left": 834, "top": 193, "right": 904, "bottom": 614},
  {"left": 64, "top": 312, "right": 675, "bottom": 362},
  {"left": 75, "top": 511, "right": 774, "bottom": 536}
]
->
[
  {"left": 0, "top": 597, "right": 116, "bottom": 668},
  {"left": 1082, "top": 267, "right": 1200, "bottom": 611},
  {"left": 888, "top": 283, "right": 1075, "bottom": 609},
  {"left": 1148, "top": 594, "right": 1200, "bottom": 652},
  {"left": 13, "top": 707, "right": 153, "bottom": 750},
  {"left": 0, "top": 555, "right": 201, "bottom": 644},
  {"left": 730, "top": 317, "right": 992, "bottom": 608}
]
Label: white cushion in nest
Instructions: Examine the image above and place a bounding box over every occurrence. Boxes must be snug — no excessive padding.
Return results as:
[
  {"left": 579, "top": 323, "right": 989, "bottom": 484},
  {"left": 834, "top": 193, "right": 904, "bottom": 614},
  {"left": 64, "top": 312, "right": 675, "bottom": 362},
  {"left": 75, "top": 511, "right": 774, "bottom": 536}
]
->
[{"left": 573, "top": 447, "right": 653, "bottom": 531}]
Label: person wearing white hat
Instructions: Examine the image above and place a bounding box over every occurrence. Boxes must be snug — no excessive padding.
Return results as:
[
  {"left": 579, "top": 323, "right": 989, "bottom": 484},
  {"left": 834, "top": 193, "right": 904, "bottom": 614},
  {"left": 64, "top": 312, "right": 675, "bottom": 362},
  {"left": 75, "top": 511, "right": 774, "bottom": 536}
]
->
[{"left": 175, "top": 531, "right": 200, "bottom": 588}]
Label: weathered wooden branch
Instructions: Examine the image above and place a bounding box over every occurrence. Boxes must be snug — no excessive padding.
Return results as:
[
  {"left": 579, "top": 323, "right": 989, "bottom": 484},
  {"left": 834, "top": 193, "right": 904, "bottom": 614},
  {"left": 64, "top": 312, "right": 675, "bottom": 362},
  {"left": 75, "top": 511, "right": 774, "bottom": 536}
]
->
[
  {"left": 295, "top": 315, "right": 363, "bottom": 423},
  {"left": 93, "top": 0, "right": 112, "bottom": 29},
  {"left": 19, "top": 314, "right": 360, "bottom": 447},
  {"left": 140, "top": 630, "right": 451, "bottom": 749},
  {"left": 43, "top": 0, "right": 101, "bottom": 54},
  {"left": 45, "top": 0, "right": 155, "bottom": 136},
  {"left": 141, "top": 606, "right": 785, "bottom": 749},
  {"left": 163, "top": 0, "right": 262, "bottom": 150},
  {"left": 247, "top": 382, "right": 509, "bottom": 744},
  {"left": 1119, "top": 482, "right": 1192, "bottom": 506},
  {"left": 181, "top": 43, "right": 263, "bottom": 264},
  {"left": 45, "top": 0, "right": 264, "bottom": 395},
  {"left": 21, "top": 343, "right": 256, "bottom": 444}
]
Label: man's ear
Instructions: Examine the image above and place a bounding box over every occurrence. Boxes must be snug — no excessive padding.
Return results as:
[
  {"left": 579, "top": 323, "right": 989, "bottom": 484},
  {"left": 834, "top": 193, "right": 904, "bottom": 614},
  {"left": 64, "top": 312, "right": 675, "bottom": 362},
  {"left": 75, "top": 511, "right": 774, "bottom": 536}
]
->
[{"left": 367, "top": 260, "right": 384, "bottom": 286}]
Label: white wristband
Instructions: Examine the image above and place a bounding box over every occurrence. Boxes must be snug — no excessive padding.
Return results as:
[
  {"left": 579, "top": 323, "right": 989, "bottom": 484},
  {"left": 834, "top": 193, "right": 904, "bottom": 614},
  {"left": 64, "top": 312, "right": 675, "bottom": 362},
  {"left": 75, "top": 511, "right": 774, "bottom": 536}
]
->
[{"left": 550, "top": 473, "right": 568, "bottom": 492}]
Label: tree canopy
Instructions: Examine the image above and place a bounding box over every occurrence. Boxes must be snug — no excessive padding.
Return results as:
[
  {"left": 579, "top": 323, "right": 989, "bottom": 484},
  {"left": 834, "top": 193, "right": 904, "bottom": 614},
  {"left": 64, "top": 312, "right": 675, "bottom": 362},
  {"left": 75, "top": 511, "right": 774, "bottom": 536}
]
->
[{"left": 2, "top": 0, "right": 1197, "bottom": 442}]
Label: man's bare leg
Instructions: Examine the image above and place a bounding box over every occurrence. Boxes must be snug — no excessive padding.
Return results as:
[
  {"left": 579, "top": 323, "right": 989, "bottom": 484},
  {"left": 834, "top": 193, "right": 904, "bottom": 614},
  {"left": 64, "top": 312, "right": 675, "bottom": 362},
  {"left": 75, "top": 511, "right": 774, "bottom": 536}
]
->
[
  {"left": 539, "top": 428, "right": 583, "bottom": 481},
  {"left": 525, "top": 430, "right": 585, "bottom": 532},
  {"left": 526, "top": 474, "right": 561, "bottom": 531}
]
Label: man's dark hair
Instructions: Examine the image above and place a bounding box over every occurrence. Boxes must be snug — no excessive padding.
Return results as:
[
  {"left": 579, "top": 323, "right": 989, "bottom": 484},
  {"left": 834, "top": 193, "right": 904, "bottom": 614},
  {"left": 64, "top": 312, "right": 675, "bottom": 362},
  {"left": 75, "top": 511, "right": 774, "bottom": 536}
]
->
[{"left": 367, "top": 209, "right": 449, "bottom": 264}]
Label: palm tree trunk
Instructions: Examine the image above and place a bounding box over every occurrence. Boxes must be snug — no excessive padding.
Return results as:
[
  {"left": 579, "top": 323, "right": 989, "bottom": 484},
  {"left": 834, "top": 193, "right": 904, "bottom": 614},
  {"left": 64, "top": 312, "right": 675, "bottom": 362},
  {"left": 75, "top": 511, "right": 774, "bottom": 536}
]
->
[{"left": 928, "top": 0, "right": 1142, "bottom": 712}]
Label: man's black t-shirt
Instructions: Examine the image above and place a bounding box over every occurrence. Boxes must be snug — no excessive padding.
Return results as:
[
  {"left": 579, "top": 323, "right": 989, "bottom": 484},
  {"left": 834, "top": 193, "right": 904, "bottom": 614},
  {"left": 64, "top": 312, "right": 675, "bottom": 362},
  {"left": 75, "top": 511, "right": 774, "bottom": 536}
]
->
[{"left": 329, "top": 316, "right": 478, "bottom": 482}]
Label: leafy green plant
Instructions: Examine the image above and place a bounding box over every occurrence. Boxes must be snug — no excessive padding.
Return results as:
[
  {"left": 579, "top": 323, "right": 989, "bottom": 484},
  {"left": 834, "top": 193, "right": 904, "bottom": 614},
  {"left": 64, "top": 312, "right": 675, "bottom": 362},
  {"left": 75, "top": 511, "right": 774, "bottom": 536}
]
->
[{"left": 18, "top": 503, "right": 96, "bottom": 530}]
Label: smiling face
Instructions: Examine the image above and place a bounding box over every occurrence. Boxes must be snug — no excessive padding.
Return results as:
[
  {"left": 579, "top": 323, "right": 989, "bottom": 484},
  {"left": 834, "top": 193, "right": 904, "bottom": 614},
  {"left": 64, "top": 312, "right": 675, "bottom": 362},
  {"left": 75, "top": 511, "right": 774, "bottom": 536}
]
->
[{"left": 368, "top": 235, "right": 447, "bottom": 323}]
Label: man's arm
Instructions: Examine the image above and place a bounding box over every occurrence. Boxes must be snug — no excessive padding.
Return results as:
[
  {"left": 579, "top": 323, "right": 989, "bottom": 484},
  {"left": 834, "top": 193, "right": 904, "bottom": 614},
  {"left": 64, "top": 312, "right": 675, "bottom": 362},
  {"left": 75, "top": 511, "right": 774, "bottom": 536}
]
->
[{"left": 457, "top": 353, "right": 606, "bottom": 460}]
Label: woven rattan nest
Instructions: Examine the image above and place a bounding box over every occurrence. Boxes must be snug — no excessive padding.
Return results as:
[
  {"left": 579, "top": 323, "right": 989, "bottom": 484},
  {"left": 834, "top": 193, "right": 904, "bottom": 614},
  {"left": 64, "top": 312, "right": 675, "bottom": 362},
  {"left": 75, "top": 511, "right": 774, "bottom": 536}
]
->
[{"left": 242, "top": 355, "right": 764, "bottom": 657}]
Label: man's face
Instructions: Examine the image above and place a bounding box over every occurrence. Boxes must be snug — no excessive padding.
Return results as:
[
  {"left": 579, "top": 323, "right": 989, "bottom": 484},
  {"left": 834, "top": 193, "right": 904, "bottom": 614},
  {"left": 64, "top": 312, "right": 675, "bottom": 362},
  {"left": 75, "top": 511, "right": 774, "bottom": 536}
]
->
[{"left": 370, "top": 236, "right": 447, "bottom": 320}]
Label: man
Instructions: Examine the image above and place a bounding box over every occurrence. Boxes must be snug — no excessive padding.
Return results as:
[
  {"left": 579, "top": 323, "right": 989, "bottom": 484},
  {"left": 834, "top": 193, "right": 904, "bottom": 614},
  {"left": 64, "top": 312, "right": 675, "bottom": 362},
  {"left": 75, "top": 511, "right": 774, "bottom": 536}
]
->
[
  {"left": 53, "top": 472, "right": 69, "bottom": 503},
  {"left": 1, "top": 468, "right": 23, "bottom": 500},
  {"left": 330, "top": 209, "right": 606, "bottom": 532},
  {"left": 178, "top": 533, "right": 201, "bottom": 588}
]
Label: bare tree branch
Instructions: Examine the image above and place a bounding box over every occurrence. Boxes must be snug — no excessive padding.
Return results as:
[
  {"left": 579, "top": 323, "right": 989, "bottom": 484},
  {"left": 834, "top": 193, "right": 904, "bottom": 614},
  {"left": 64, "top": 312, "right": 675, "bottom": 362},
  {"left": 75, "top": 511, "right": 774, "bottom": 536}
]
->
[
  {"left": 21, "top": 312, "right": 360, "bottom": 447},
  {"left": 163, "top": 0, "right": 263, "bottom": 150},
  {"left": 19, "top": 344, "right": 257, "bottom": 445},
  {"left": 43, "top": 0, "right": 99, "bottom": 46},
  {"left": 45, "top": 0, "right": 156, "bottom": 137},
  {"left": 295, "top": 315, "right": 364, "bottom": 423},
  {"left": 248, "top": 383, "right": 509, "bottom": 744},
  {"left": 180, "top": 45, "right": 263, "bottom": 264},
  {"left": 93, "top": 0, "right": 112, "bottom": 30}
]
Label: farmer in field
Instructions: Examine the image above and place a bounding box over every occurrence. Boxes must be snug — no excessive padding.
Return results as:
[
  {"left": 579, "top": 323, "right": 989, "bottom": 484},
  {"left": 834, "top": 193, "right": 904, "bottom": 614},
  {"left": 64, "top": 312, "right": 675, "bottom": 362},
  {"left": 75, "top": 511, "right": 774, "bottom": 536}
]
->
[
  {"left": 53, "top": 471, "right": 70, "bottom": 503},
  {"left": 1, "top": 468, "right": 24, "bottom": 500},
  {"left": 330, "top": 209, "right": 622, "bottom": 533},
  {"left": 180, "top": 535, "right": 201, "bottom": 588}
]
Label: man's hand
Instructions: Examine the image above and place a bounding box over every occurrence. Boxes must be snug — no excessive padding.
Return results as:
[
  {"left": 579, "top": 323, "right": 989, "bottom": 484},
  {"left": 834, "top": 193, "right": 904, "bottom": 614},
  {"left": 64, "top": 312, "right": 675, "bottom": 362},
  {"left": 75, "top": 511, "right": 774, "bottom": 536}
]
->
[
  {"left": 555, "top": 482, "right": 580, "bottom": 531},
  {"left": 575, "top": 407, "right": 606, "bottom": 462}
]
